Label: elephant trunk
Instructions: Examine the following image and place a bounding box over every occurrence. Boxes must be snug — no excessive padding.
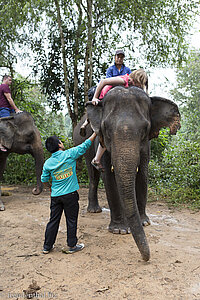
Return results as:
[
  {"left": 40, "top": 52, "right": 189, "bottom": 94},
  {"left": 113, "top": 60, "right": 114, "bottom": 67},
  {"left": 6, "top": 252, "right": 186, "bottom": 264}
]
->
[
  {"left": 127, "top": 212, "right": 150, "bottom": 261},
  {"left": 32, "top": 146, "right": 44, "bottom": 195},
  {"left": 112, "top": 143, "right": 150, "bottom": 261}
]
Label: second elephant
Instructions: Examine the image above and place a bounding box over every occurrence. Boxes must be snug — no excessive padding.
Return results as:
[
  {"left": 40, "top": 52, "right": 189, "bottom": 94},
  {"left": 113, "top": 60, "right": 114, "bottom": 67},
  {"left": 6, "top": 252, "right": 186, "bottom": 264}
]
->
[{"left": 0, "top": 112, "right": 44, "bottom": 211}]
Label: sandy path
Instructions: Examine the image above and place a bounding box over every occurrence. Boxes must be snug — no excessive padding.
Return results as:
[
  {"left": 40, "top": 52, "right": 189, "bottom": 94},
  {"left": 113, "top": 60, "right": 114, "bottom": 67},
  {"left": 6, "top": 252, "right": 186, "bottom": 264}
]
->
[{"left": 0, "top": 186, "right": 200, "bottom": 300}]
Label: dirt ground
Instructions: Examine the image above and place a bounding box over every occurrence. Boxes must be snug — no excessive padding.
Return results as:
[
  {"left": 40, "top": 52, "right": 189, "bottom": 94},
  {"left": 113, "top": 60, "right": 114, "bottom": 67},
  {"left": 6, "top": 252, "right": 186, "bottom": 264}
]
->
[{"left": 0, "top": 185, "right": 200, "bottom": 300}]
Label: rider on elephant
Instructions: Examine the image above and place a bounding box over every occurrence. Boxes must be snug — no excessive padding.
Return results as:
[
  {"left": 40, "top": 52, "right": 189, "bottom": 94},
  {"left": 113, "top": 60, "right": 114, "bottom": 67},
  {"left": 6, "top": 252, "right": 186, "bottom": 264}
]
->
[
  {"left": 90, "top": 69, "right": 149, "bottom": 171},
  {"left": 0, "top": 75, "right": 23, "bottom": 151},
  {"left": 106, "top": 49, "right": 132, "bottom": 78},
  {"left": 80, "top": 49, "right": 132, "bottom": 137}
]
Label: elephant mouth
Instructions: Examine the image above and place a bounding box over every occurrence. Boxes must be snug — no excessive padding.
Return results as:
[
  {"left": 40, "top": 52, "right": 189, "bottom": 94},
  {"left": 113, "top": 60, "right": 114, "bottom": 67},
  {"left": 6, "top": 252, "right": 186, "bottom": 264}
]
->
[{"left": 169, "top": 115, "right": 181, "bottom": 135}]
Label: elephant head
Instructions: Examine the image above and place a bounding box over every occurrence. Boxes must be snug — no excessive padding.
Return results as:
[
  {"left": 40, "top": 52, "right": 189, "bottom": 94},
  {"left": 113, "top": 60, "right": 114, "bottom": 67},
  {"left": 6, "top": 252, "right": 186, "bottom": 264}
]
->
[
  {"left": 86, "top": 86, "right": 181, "bottom": 261},
  {"left": 0, "top": 112, "right": 44, "bottom": 196}
]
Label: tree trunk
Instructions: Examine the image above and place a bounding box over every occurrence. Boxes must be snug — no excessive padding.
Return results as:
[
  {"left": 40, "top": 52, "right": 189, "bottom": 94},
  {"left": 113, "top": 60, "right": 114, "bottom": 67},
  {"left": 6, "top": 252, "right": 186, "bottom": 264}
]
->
[
  {"left": 54, "top": 0, "right": 74, "bottom": 125},
  {"left": 73, "top": 1, "right": 83, "bottom": 128},
  {"left": 84, "top": 0, "right": 93, "bottom": 104}
]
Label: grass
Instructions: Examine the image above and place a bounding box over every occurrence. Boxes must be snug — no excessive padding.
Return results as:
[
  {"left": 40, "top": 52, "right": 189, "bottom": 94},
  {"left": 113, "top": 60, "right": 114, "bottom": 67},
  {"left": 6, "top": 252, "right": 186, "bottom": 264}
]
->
[{"left": 148, "top": 186, "right": 200, "bottom": 211}]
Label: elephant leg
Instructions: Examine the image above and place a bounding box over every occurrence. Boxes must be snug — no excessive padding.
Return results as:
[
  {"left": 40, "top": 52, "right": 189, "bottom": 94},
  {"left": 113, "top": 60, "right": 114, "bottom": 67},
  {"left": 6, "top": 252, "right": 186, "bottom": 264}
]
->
[
  {"left": 0, "top": 153, "right": 8, "bottom": 211},
  {"left": 103, "top": 153, "right": 130, "bottom": 234},
  {"left": 0, "top": 186, "right": 5, "bottom": 211},
  {"left": 136, "top": 151, "right": 150, "bottom": 226},
  {"left": 85, "top": 147, "right": 102, "bottom": 213}
]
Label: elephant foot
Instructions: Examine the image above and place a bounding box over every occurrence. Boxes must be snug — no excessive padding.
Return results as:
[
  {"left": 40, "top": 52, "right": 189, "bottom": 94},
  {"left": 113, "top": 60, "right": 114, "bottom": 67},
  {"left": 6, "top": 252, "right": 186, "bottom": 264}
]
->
[
  {"left": 0, "top": 202, "right": 5, "bottom": 211},
  {"left": 87, "top": 204, "right": 102, "bottom": 213},
  {"left": 140, "top": 214, "right": 151, "bottom": 227},
  {"left": 108, "top": 222, "right": 130, "bottom": 234}
]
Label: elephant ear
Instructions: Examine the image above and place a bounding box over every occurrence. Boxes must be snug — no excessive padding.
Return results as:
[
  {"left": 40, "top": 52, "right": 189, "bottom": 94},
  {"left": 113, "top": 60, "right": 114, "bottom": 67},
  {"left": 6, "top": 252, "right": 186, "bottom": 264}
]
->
[
  {"left": 86, "top": 102, "right": 103, "bottom": 135},
  {"left": 0, "top": 120, "right": 16, "bottom": 149},
  {"left": 149, "top": 96, "right": 181, "bottom": 140}
]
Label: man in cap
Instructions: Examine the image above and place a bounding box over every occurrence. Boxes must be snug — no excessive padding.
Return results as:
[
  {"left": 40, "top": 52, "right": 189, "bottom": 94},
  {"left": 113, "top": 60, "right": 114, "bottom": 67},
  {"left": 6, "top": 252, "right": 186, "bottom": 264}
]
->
[
  {"left": 79, "top": 49, "right": 132, "bottom": 136},
  {"left": 106, "top": 49, "right": 131, "bottom": 78}
]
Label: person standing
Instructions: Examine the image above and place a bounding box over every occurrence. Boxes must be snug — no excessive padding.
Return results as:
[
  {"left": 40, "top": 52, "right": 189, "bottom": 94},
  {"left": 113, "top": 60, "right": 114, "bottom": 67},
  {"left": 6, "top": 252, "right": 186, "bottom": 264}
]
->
[
  {"left": 106, "top": 49, "right": 132, "bottom": 78},
  {"left": 0, "top": 75, "right": 22, "bottom": 151},
  {"left": 41, "top": 132, "right": 96, "bottom": 254}
]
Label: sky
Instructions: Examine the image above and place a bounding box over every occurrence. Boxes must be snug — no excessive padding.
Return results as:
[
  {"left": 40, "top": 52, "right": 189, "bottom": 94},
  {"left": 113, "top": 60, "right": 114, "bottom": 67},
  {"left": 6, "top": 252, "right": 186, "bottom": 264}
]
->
[{"left": 149, "top": 20, "right": 200, "bottom": 99}]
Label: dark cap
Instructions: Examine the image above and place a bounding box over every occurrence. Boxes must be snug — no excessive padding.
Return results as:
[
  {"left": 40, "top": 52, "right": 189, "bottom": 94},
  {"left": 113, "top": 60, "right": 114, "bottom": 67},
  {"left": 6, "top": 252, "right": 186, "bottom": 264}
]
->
[{"left": 115, "top": 49, "right": 125, "bottom": 57}]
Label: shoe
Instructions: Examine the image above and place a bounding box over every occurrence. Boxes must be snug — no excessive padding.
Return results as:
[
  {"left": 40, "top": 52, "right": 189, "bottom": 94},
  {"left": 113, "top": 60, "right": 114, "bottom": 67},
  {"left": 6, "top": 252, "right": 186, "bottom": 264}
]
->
[
  {"left": 91, "top": 159, "right": 105, "bottom": 172},
  {"left": 0, "top": 116, "right": 13, "bottom": 120},
  {"left": 0, "top": 146, "right": 7, "bottom": 152},
  {"left": 42, "top": 245, "right": 54, "bottom": 254},
  {"left": 62, "top": 243, "right": 84, "bottom": 254}
]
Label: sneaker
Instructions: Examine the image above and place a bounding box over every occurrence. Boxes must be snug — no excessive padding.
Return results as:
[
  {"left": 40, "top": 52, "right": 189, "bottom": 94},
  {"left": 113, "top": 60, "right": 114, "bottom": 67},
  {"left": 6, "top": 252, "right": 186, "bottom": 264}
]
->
[
  {"left": 42, "top": 245, "right": 54, "bottom": 254},
  {"left": 0, "top": 145, "right": 7, "bottom": 152},
  {"left": 62, "top": 243, "right": 84, "bottom": 254}
]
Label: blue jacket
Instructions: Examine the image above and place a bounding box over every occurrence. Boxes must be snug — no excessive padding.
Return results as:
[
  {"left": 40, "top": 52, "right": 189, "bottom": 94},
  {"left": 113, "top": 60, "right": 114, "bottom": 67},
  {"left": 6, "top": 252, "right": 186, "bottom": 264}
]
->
[
  {"left": 106, "top": 64, "right": 131, "bottom": 78},
  {"left": 41, "top": 139, "right": 92, "bottom": 197}
]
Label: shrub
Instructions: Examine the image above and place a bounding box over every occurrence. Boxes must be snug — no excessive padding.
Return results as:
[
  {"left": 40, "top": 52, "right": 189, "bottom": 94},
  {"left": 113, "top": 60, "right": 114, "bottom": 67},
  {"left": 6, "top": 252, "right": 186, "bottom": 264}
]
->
[{"left": 149, "top": 133, "right": 200, "bottom": 209}]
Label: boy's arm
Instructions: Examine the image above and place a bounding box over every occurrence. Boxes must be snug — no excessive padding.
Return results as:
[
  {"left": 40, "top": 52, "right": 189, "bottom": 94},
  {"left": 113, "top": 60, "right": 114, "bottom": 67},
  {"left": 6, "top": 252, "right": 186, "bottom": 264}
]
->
[
  {"left": 88, "top": 132, "right": 96, "bottom": 142},
  {"left": 70, "top": 132, "right": 97, "bottom": 159}
]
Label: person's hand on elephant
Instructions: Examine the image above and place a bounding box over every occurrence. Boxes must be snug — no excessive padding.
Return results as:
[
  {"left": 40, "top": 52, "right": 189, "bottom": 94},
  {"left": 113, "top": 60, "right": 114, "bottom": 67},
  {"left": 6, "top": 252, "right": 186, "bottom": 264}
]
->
[
  {"left": 15, "top": 109, "right": 23, "bottom": 114},
  {"left": 92, "top": 98, "right": 99, "bottom": 105}
]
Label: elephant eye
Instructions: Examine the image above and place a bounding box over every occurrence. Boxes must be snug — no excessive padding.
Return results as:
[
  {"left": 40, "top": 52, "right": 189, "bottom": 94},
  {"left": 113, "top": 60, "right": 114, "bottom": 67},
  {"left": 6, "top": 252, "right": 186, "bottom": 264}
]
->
[{"left": 26, "top": 132, "right": 34, "bottom": 142}]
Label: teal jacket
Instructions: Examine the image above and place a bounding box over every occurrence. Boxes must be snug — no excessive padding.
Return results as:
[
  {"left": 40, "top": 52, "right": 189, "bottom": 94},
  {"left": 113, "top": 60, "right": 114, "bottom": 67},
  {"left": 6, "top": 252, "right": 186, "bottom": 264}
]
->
[{"left": 41, "top": 139, "right": 92, "bottom": 197}]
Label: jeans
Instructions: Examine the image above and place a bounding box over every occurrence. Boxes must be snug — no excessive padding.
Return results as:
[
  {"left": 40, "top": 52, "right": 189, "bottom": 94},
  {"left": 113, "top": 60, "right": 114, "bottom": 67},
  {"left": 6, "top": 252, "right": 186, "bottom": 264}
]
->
[
  {"left": 43, "top": 191, "right": 79, "bottom": 250},
  {"left": 0, "top": 107, "right": 15, "bottom": 118}
]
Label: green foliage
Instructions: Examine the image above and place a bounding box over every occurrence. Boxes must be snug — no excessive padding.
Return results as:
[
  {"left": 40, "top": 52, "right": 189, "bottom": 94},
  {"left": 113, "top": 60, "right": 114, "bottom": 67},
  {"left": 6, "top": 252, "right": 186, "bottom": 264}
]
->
[
  {"left": 32, "top": 0, "right": 199, "bottom": 122},
  {"left": 0, "top": 0, "right": 46, "bottom": 70},
  {"left": 170, "top": 50, "right": 200, "bottom": 141},
  {"left": 3, "top": 154, "right": 37, "bottom": 185},
  {"left": 150, "top": 128, "right": 171, "bottom": 159},
  {"left": 150, "top": 133, "right": 200, "bottom": 189},
  {"left": 149, "top": 133, "right": 200, "bottom": 209},
  {"left": 148, "top": 186, "right": 200, "bottom": 210},
  {"left": 76, "top": 157, "right": 89, "bottom": 186},
  {"left": 76, "top": 157, "right": 104, "bottom": 188},
  {"left": 148, "top": 50, "right": 200, "bottom": 210}
]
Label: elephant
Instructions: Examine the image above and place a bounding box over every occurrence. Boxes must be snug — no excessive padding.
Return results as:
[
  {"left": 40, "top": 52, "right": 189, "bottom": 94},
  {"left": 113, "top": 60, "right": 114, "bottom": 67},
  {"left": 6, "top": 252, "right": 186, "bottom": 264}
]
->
[
  {"left": 73, "top": 86, "right": 181, "bottom": 261},
  {"left": 0, "top": 112, "right": 44, "bottom": 211}
]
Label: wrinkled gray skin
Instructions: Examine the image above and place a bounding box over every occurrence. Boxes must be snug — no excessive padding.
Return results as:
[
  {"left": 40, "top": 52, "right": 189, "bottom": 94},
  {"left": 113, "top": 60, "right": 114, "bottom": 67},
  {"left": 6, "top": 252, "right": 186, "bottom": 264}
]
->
[
  {"left": 0, "top": 112, "right": 44, "bottom": 211},
  {"left": 73, "top": 86, "right": 181, "bottom": 261}
]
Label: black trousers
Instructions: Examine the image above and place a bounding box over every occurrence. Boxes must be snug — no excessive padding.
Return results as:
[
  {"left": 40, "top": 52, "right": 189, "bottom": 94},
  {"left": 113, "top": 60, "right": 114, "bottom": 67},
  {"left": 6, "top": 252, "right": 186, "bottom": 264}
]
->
[{"left": 43, "top": 191, "right": 79, "bottom": 250}]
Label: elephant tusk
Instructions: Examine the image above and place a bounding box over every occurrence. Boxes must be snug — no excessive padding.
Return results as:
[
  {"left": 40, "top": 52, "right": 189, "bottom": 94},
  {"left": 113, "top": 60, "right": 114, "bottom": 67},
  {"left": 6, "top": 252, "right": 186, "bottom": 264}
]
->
[{"left": 111, "top": 166, "right": 138, "bottom": 172}]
